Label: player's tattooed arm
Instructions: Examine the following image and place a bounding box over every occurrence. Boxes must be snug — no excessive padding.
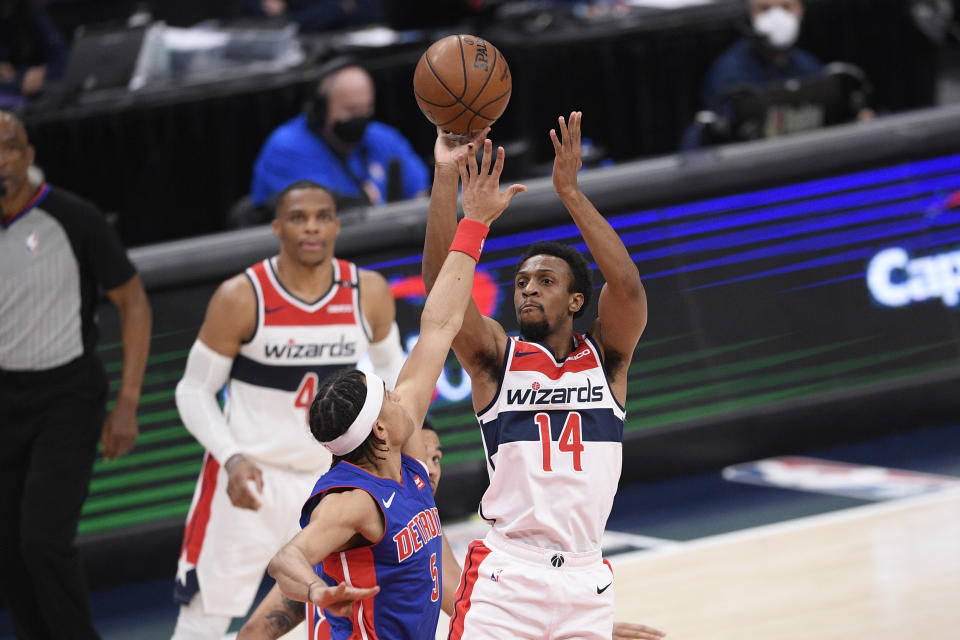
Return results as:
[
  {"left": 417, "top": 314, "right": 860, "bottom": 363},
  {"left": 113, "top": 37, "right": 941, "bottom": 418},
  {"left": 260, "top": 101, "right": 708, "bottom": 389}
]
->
[
  {"left": 263, "top": 594, "right": 305, "bottom": 636},
  {"left": 237, "top": 584, "right": 306, "bottom": 639}
]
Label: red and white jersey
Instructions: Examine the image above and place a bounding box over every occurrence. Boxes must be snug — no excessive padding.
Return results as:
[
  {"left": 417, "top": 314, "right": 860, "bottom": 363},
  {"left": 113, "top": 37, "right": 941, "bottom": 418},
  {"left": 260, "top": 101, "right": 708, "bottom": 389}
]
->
[
  {"left": 476, "top": 333, "right": 624, "bottom": 552},
  {"left": 225, "top": 257, "right": 372, "bottom": 472}
]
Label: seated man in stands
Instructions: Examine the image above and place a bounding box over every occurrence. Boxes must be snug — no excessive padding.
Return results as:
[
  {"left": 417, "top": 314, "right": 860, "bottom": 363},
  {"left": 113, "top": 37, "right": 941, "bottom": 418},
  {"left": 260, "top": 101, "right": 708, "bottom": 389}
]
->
[
  {"left": 251, "top": 59, "right": 429, "bottom": 211},
  {"left": 0, "top": 0, "right": 69, "bottom": 108}
]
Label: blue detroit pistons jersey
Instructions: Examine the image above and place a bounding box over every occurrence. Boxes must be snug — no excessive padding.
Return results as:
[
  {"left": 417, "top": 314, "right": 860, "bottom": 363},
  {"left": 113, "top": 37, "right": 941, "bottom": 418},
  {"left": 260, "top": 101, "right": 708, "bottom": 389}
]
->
[
  {"left": 300, "top": 454, "right": 443, "bottom": 640},
  {"left": 476, "top": 333, "right": 624, "bottom": 552},
  {"left": 225, "top": 257, "right": 372, "bottom": 472}
]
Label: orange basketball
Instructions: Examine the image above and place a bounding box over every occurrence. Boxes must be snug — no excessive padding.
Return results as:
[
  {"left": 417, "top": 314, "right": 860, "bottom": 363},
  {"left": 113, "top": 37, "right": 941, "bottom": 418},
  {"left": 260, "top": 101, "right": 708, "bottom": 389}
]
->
[{"left": 413, "top": 34, "right": 512, "bottom": 135}]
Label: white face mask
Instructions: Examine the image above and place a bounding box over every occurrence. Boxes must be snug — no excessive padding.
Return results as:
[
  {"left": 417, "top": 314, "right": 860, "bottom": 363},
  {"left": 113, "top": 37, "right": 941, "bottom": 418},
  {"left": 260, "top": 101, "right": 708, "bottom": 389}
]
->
[{"left": 752, "top": 6, "right": 801, "bottom": 50}]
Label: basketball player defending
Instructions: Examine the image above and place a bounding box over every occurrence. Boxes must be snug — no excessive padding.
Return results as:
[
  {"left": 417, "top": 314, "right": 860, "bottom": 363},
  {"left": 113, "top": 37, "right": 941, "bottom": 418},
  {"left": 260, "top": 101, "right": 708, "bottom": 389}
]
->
[
  {"left": 171, "top": 181, "right": 406, "bottom": 639},
  {"left": 236, "top": 425, "right": 458, "bottom": 640},
  {"left": 267, "top": 141, "right": 524, "bottom": 638},
  {"left": 422, "top": 112, "right": 650, "bottom": 639}
]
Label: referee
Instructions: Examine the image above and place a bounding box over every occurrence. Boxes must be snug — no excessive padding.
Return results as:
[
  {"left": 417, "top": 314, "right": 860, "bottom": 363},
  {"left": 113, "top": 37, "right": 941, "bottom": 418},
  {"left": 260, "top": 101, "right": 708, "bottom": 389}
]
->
[{"left": 0, "top": 111, "right": 152, "bottom": 639}]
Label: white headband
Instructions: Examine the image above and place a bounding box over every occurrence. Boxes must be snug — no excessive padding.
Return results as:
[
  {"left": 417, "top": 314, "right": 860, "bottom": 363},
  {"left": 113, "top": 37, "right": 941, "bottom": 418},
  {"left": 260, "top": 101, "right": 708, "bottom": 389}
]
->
[{"left": 321, "top": 372, "right": 385, "bottom": 456}]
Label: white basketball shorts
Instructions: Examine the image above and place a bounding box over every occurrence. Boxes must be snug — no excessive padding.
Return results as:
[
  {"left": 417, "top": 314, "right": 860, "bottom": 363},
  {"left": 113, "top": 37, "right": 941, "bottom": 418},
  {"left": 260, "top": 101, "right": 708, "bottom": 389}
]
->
[
  {"left": 175, "top": 453, "right": 320, "bottom": 617},
  {"left": 447, "top": 528, "right": 615, "bottom": 640}
]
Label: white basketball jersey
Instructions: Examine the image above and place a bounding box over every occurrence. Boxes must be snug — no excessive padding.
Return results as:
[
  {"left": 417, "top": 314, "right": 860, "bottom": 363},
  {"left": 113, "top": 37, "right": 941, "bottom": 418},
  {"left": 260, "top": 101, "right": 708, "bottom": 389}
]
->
[
  {"left": 476, "top": 333, "right": 624, "bottom": 552},
  {"left": 225, "top": 257, "right": 372, "bottom": 472}
]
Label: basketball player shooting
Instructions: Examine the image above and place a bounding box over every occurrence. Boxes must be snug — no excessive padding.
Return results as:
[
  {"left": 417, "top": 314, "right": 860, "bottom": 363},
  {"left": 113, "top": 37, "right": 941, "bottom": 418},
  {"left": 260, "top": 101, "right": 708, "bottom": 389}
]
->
[
  {"left": 422, "top": 112, "right": 653, "bottom": 639},
  {"left": 266, "top": 141, "right": 525, "bottom": 639}
]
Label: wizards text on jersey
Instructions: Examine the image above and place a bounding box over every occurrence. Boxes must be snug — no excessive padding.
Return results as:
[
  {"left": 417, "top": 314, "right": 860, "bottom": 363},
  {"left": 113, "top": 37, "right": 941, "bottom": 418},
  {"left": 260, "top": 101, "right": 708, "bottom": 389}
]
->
[{"left": 475, "top": 333, "right": 624, "bottom": 552}]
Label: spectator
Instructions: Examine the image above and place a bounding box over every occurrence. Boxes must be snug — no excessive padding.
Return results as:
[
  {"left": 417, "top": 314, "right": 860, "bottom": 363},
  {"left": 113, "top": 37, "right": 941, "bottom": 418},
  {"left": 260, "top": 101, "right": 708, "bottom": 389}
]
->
[
  {"left": 244, "top": 0, "right": 383, "bottom": 33},
  {"left": 0, "top": 110, "right": 152, "bottom": 639},
  {"left": 701, "top": 0, "right": 822, "bottom": 113},
  {"left": 684, "top": 0, "right": 873, "bottom": 148},
  {"left": 251, "top": 58, "right": 429, "bottom": 213},
  {"left": 0, "top": 0, "right": 69, "bottom": 108}
]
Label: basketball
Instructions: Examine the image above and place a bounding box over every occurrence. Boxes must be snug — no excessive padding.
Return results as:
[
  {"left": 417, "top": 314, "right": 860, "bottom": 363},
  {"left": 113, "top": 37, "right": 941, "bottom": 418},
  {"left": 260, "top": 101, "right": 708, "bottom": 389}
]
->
[{"left": 413, "top": 34, "right": 512, "bottom": 135}]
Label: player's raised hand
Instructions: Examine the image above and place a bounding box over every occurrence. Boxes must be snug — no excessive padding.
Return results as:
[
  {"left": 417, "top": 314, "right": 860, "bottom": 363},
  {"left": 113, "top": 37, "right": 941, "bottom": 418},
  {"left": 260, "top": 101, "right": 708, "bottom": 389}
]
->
[
  {"left": 434, "top": 126, "right": 489, "bottom": 170},
  {"left": 613, "top": 621, "right": 667, "bottom": 639},
  {"left": 550, "top": 111, "right": 584, "bottom": 198},
  {"left": 309, "top": 581, "right": 380, "bottom": 618},
  {"left": 458, "top": 138, "right": 526, "bottom": 227}
]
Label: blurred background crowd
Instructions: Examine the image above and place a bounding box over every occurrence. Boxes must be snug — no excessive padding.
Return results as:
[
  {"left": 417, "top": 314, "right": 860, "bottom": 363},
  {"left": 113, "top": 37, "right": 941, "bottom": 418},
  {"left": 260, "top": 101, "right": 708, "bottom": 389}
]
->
[{"left": 3, "top": 0, "right": 959, "bottom": 246}]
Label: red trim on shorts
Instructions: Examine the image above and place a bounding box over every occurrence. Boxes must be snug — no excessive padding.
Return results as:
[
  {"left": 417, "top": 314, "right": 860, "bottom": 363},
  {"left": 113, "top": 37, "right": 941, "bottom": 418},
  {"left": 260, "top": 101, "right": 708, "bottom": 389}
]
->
[
  {"left": 181, "top": 454, "right": 220, "bottom": 563},
  {"left": 447, "top": 540, "right": 492, "bottom": 640},
  {"left": 345, "top": 548, "right": 379, "bottom": 640},
  {"left": 603, "top": 558, "right": 613, "bottom": 575},
  {"left": 322, "top": 549, "right": 380, "bottom": 640},
  {"left": 309, "top": 603, "right": 332, "bottom": 640}
]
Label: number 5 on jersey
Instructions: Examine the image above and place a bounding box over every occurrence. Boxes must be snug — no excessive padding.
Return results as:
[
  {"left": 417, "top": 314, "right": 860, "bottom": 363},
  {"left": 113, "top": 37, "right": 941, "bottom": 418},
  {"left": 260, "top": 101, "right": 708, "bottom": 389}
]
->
[
  {"left": 535, "top": 412, "right": 584, "bottom": 472},
  {"left": 429, "top": 552, "right": 439, "bottom": 602},
  {"left": 295, "top": 372, "right": 320, "bottom": 423}
]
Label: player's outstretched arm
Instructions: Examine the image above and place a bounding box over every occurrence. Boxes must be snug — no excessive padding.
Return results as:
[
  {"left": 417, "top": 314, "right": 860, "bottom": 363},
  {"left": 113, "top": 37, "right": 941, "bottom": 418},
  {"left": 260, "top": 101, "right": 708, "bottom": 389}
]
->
[
  {"left": 422, "top": 127, "right": 486, "bottom": 293},
  {"left": 175, "top": 275, "right": 265, "bottom": 510},
  {"left": 422, "top": 129, "right": 514, "bottom": 383},
  {"left": 551, "top": 112, "right": 647, "bottom": 382},
  {"left": 399, "top": 139, "right": 525, "bottom": 437},
  {"left": 267, "top": 490, "right": 381, "bottom": 615},
  {"left": 236, "top": 584, "right": 305, "bottom": 640}
]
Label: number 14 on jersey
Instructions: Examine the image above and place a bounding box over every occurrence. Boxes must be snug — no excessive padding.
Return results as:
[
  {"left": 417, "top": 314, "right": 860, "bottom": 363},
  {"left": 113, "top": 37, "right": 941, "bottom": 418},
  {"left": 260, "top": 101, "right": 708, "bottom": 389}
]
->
[{"left": 535, "top": 412, "right": 584, "bottom": 472}]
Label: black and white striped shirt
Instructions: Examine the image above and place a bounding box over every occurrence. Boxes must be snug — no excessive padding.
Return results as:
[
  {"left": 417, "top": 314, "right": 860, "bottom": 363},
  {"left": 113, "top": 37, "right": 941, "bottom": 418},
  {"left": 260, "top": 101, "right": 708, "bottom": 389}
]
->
[{"left": 0, "top": 184, "right": 135, "bottom": 371}]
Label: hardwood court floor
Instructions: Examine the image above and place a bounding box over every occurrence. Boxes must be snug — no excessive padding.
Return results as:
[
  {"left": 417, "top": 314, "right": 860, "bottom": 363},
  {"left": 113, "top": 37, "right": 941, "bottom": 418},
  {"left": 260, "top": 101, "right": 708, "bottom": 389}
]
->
[{"left": 611, "top": 488, "right": 960, "bottom": 640}]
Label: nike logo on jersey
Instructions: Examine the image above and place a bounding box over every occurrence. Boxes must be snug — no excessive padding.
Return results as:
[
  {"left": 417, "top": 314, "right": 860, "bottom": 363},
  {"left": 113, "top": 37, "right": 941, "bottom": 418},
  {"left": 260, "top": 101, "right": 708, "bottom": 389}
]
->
[
  {"left": 597, "top": 582, "right": 612, "bottom": 594},
  {"left": 514, "top": 350, "right": 538, "bottom": 358},
  {"left": 382, "top": 492, "right": 396, "bottom": 508},
  {"left": 264, "top": 304, "right": 286, "bottom": 314}
]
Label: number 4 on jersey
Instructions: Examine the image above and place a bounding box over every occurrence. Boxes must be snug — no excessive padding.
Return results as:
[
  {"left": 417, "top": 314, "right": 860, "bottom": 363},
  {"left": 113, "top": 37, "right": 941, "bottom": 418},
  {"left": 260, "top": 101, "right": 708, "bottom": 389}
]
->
[
  {"left": 295, "top": 373, "right": 320, "bottom": 422},
  {"left": 535, "top": 412, "right": 585, "bottom": 472}
]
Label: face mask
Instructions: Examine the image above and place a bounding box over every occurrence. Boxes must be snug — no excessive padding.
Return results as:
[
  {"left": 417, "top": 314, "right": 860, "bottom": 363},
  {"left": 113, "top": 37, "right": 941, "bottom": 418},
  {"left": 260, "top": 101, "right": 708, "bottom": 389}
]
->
[
  {"left": 753, "top": 6, "right": 800, "bottom": 50},
  {"left": 332, "top": 116, "right": 370, "bottom": 146}
]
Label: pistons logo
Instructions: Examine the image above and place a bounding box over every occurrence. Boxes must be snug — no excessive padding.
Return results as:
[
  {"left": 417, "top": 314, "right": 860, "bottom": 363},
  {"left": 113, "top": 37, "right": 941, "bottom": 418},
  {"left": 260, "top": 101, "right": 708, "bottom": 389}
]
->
[
  {"left": 550, "top": 553, "right": 565, "bottom": 568},
  {"left": 414, "top": 475, "right": 426, "bottom": 490}
]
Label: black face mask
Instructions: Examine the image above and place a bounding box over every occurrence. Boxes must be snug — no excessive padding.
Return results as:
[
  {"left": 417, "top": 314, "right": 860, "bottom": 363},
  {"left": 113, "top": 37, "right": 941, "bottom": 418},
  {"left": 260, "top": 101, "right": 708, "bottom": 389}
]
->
[{"left": 332, "top": 116, "right": 370, "bottom": 146}]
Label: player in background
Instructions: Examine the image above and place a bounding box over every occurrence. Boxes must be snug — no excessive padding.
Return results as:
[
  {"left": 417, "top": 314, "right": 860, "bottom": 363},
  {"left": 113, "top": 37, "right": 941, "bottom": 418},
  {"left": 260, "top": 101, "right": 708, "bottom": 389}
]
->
[
  {"left": 422, "top": 112, "right": 650, "bottom": 639},
  {"left": 266, "top": 139, "right": 524, "bottom": 639},
  {"left": 170, "top": 180, "right": 405, "bottom": 639}
]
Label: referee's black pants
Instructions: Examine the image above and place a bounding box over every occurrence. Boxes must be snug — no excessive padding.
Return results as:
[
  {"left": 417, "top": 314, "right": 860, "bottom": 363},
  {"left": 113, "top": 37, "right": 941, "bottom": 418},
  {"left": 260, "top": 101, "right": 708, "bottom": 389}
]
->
[{"left": 0, "top": 356, "right": 105, "bottom": 640}]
